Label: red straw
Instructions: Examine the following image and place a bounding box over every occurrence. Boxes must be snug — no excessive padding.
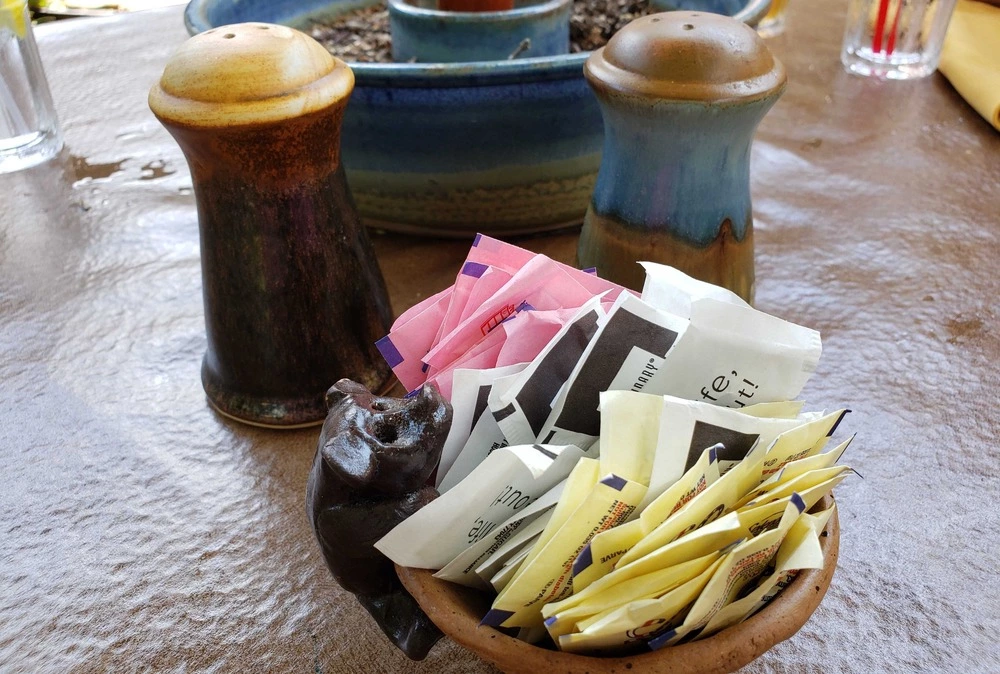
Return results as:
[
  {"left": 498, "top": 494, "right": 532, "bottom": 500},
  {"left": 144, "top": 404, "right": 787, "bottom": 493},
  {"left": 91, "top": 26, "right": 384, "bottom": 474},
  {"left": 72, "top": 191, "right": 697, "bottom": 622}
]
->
[
  {"left": 872, "top": 0, "right": 892, "bottom": 53},
  {"left": 885, "top": 0, "right": 903, "bottom": 55}
]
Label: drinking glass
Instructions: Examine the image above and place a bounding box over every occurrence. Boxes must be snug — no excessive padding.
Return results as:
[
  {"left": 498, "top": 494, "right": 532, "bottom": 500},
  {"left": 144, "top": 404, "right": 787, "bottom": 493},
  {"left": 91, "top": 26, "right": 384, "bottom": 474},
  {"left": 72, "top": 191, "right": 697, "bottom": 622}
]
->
[
  {"left": 841, "top": 0, "right": 958, "bottom": 79},
  {"left": 1, "top": 0, "right": 62, "bottom": 174}
]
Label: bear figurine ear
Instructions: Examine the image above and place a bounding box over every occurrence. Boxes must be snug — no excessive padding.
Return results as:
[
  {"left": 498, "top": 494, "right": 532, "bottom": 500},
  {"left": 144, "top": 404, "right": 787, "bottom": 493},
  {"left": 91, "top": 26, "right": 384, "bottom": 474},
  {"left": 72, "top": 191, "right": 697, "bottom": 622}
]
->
[
  {"left": 321, "top": 430, "right": 379, "bottom": 492},
  {"left": 325, "top": 378, "right": 370, "bottom": 410}
]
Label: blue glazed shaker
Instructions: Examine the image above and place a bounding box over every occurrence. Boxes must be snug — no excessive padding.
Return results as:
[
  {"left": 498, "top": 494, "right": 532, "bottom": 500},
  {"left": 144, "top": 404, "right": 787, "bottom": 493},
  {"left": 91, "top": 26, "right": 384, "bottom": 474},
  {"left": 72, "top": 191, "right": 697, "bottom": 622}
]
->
[{"left": 577, "top": 11, "right": 786, "bottom": 301}]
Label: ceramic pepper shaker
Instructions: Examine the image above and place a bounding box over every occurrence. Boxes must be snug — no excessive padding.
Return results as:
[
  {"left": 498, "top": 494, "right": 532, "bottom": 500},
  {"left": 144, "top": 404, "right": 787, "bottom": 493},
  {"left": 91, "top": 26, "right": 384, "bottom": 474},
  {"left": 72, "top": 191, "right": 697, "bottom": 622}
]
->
[
  {"left": 577, "top": 12, "right": 786, "bottom": 301},
  {"left": 149, "top": 23, "right": 393, "bottom": 428}
]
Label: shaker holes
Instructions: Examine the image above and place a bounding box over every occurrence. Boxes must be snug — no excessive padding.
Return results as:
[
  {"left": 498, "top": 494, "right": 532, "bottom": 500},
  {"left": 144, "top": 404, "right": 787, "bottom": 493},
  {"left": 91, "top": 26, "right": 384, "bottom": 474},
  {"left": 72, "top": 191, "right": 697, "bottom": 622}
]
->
[
  {"left": 683, "top": 23, "right": 695, "bottom": 29},
  {"left": 223, "top": 33, "right": 236, "bottom": 39}
]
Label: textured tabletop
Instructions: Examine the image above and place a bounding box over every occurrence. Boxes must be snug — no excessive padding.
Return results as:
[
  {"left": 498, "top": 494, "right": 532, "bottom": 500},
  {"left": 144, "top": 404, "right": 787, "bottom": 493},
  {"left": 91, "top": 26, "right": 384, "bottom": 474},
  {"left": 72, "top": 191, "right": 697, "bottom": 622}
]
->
[{"left": 1, "top": 4, "right": 998, "bottom": 673}]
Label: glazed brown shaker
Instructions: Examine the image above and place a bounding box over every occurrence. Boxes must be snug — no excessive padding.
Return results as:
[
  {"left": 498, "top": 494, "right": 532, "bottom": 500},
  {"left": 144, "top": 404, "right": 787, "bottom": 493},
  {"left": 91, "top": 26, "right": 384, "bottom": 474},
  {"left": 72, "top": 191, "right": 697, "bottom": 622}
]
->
[{"left": 149, "top": 24, "right": 393, "bottom": 428}]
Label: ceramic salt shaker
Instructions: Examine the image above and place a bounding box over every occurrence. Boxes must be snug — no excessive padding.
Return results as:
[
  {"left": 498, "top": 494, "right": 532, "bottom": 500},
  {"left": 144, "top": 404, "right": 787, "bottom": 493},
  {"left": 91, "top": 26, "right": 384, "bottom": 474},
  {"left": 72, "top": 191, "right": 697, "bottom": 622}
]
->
[
  {"left": 577, "top": 12, "right": 786, "bottom": 301},
  {"left": 149, "top": 24, "right": 393, "bottom": 428}
]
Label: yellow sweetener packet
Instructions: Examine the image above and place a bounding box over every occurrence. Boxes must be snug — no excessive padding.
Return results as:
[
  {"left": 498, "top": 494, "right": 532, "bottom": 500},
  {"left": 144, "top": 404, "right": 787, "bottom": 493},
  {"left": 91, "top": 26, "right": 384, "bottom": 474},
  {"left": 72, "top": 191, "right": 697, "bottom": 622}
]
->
[
  {"left": 741, "top": 502, "right": 837, "bottom": 620},
  {"left": 698, "top": 506, "right": 826, "bottom": 638},
  {"left": 546, "top": 496, "right": 784, "bottom": 622},
  {"left": 599, "top": 390, "right": 661, "bottom": 486},
  {"left": 618, "top": 441, "right": 767, "bottom": 568},
  {"left": 543, "top": 552, "right": 720, "bottom": 640},
  {"left": 639, "top": 444, "right": 723, "bottom": 535},
  {"left": 647, "top": 496, "right": 806, "bottom": 649},
  {"left": 737, "top": 435, "right": 853, "bottom": 508},
  {"left": 744, "top": 466, "right": 853, "bottom": 509},
  {"left": 759, "top": 409, "right": 848, "bottom": 479},
  {"left": 557, "top": 557, "right": 725, "bottom": 654},
  {"left": 518, "top": 458, "right": 600, "bottom": 573},
  {"left": 736, "top": 400, "right": 806, "bottom": 419},
  {"left": 573, "top": 444, "right": 720, "bottom": 592},
  {"left": 483, "top": 472, "right": 648, "bottom": 629},
  {"left": 0, "top": 0, "right": 27, "bottom": 39}
]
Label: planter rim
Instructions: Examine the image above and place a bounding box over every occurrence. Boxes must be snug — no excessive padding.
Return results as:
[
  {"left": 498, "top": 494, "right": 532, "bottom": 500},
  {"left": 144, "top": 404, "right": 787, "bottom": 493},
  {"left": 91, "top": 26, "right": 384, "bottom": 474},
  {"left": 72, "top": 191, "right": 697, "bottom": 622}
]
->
[
  {"left": 184, "top": 0, "right": 771, "bottom": 88},
  {"left": 388, "top": 0, "right": 571, "bottom": 23}
]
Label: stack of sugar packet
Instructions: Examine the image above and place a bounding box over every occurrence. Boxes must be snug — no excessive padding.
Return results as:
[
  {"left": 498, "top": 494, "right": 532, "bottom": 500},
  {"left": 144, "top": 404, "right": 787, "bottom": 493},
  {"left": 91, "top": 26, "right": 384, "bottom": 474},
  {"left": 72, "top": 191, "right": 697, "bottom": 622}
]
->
[{"left": 375, "top": 236, "right": 854, "bottom": 654}]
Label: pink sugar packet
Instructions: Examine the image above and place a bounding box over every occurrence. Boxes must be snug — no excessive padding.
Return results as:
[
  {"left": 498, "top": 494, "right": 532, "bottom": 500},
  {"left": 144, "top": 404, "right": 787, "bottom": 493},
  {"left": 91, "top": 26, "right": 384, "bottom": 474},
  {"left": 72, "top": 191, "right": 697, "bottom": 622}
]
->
[
  {"left": 428, "top": 307, "right": 579, "bottom": 400},
  {"left": 437, "top": 235, "right": 611, "bottom": 347},
  {"left": 495, "top": 307, "right": 581, "bottom": 368},
  {"left": 427, "top": 330, "right": 507, "bottom": 400},
  {"left": 393, "top": 285, "right": 451, "bottom": 330},
  {"left": 376, "top": 287, "right": 452, "bottom": 392},
  {"left": 378, "top": 234, "right": 629, "bottom": 392},
  {"left": 436, "top": 266, "right": 514, "bottom": 348},
  {"left": 423, "top": 255, "right": 627, "bottom": 372}
]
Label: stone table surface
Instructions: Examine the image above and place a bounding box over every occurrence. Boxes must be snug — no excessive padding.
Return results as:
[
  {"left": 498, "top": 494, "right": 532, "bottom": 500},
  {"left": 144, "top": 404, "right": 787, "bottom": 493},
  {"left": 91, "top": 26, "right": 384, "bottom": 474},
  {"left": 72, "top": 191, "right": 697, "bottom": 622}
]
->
[{"left": 2, "top": 4, "right": 998, "bottom": 673}]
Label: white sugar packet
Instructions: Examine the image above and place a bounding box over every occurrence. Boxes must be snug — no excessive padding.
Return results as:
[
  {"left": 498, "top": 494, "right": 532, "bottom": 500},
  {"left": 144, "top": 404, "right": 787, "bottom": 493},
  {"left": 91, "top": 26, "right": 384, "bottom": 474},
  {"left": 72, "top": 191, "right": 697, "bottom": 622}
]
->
[
  {"left": 491, "top": 295, "right": 608, "bottom": 448},
  {"left": 376, "top": 444, "right": 589, "bottom": 570},
  {"left": 639, "top": 262, "right": 750, "bottom": 318},
  {"left": 535, "top": 292, "right": 688, "bottom": 449},
  {"left": 536, "top": 296, "right": 821, "bottom": 451},
  {"left": 437, "top": 363, "right": 529, "bottom": 488},
  {"left": 438, "top": 365, "right": 527, "bottom": 492},
  {"left": 644, "top": 298, "right": 822, "bottom": 408},
  {"left": 434, "top": 479, "right": 566, "bottom": 589}
]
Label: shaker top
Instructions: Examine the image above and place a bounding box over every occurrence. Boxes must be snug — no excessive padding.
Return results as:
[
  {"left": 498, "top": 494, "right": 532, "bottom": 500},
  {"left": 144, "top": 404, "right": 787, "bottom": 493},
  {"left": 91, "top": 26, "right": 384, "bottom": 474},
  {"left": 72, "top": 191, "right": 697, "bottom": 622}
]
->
[
  {"left": 149, "top": 23, "right": 353, "bottom": 128},
  {"left": 585, "top": 11, "right": 786, "bottom": 103}
]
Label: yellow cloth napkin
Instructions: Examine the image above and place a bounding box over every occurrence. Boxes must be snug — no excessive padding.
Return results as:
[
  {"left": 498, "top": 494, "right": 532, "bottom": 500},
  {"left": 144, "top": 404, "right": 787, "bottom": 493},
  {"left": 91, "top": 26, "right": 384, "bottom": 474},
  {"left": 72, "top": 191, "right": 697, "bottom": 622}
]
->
[
  {"left": 939, "top": 0, "right": 1000, "bottom": 131},
  {"left": 0, "top": 0, "right": 28, "bottom": 38}
]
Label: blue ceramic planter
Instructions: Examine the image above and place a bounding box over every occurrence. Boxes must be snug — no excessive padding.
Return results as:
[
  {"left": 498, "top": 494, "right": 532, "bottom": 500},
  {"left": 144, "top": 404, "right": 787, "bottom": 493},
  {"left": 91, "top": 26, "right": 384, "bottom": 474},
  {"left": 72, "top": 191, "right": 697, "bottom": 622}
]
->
[
  {"left": 184, "top": 0, "right": 771, "bottom": 237},
  {"left": 388, "top": 0, "right": 572, "bottom": 63},
  {"left": 577, "top": 12, "right": 786, "bottom": 299}
]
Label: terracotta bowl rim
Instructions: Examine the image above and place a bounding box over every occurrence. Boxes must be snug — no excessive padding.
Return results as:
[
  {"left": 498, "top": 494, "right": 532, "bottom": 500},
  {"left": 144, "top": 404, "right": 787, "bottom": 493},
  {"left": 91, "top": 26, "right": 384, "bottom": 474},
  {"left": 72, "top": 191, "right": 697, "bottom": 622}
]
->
[{"left": 397, "top": 494, "right": 840, "bottom": 674}]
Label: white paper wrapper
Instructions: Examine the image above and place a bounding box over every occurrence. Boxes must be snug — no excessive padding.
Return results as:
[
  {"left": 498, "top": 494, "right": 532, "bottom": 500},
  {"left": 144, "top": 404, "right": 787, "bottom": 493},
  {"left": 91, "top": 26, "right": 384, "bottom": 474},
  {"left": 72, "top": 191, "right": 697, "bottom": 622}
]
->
[
  {"left": 434, "top": 480, "right": 566, "bottom": 589},
  {"left": 437, "top": 362, "right": 529, "bottom": 488},
  {"left": 376, "top": 444, "right": 589, "bottom": 569}
]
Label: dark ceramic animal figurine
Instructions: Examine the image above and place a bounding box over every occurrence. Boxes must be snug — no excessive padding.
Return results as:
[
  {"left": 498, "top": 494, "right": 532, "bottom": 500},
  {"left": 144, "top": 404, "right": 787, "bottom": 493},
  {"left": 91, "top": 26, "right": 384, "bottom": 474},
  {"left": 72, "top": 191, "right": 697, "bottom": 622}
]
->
[{"left": 306, "top": 379, "right": 452, "bottom": 660}]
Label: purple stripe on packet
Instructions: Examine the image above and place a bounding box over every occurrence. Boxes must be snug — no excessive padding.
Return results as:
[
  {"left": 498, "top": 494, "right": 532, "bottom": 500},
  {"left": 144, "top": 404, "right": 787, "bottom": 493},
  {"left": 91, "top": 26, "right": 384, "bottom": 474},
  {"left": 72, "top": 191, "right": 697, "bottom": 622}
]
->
[
  {"left": 473, "top": 233, "right": 482, "bottom": 246},
  {"left": 461, "top": 261, "right": 489, "bottom": 278},
  {"left": 648, "top": 629, "right": 678, "bottom": 650},
  {"left": 572, "top": 544, "right": 594, "bottom": 575},
  {"left": 791, "top": 492, "right": 806, "bottom": 512},
  {"left": 481, "top": 608, "right": 515, "bottom": 627},
  {"left": 375, "top": 336, "right": 404, "bottom": 368},
  {"left": 582, "top": 267, "right": 598, "bottom": 275},
  {"left": 600, "top": 474, "right": 627, "bottom": 491}
]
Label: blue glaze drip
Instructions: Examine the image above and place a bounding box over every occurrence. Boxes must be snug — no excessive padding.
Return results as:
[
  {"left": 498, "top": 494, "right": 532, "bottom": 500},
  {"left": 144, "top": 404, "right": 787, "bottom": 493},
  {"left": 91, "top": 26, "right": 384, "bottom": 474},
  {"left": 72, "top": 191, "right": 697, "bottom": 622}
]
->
[{"left": 590, "top": 95, "right": 779, "bottom": 247}]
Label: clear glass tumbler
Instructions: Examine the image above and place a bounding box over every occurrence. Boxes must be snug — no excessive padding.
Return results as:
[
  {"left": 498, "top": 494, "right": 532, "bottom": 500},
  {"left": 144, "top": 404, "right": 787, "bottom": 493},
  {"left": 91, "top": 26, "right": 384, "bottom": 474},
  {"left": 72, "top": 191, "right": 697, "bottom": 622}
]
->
[
  {"left": 841, "top": 0, "right": 958, "bottom": 79},
  {"left": 0, "top": 0, "right": 62, "bottom": 173},
  {"left": 758, "top": 0, "right": 790, "bottom": 38}
]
